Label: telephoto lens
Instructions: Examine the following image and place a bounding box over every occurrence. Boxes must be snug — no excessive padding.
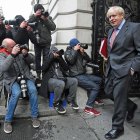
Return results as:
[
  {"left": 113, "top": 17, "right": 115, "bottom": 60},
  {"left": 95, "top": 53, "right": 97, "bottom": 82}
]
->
[
  {"left": 2, "top": 18, "right": 19, "bottom": 25},
  {"left": 17, "top": 75, "right": 28, "bottom": 98}
]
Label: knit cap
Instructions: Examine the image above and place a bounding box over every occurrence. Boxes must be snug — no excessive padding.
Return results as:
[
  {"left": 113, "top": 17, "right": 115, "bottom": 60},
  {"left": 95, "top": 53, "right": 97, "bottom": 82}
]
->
[{"left": 69, "top": 38, "right": 80, "bottom": 47}]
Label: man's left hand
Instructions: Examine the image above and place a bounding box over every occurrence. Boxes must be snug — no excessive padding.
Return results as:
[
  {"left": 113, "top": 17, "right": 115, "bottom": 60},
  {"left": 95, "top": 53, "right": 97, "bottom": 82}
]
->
[
  {"left": 41, "top": 15, "right": 47, "bottom": 21},
  {"left": 27, "top": 26, "right": 32, "bottom": 33},
  {"left": 22, "top": 49, "right": 28, "bottom": 56},
  {"left": 5, "top": 25, "right": 12, "bottom": 33}
]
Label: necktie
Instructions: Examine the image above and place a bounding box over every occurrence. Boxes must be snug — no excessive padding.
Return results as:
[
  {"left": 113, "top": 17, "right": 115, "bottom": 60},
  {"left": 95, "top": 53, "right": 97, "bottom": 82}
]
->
[{"left": 110, "top": 28, "right": 117, "bottom": 48}]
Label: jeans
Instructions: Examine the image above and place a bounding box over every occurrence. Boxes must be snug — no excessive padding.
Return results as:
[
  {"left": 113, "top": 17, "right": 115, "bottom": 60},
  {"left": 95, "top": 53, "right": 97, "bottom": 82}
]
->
[
  {"left": 5, "top": 80, "right": 38, "bottom": 122},
  {"left": 76, "top": 74, "right": 102, "bottom": 108},
  {"left": 34, "top": 43, "right": 51, "bottom": 71}
]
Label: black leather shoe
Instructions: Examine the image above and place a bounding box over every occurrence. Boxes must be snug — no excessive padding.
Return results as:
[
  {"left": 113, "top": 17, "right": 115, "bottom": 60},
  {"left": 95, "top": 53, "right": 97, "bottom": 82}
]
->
[
  {"left": 105, "top": 129, "right": 124, "bottom": 139},
  {"left": 126, "top": 104, "right": 138, "bottom": 122}
]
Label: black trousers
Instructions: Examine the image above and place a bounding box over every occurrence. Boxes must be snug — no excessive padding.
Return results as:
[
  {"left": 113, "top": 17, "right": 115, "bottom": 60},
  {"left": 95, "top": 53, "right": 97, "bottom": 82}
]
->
[{"left": 104, "top": 69, "right": 135, "bottom": 130}]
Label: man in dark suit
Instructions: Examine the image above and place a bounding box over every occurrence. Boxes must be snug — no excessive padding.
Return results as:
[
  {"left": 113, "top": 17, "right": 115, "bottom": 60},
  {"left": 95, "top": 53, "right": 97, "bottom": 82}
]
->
[{"left": 104, "top": 6, "right": 140, "bottom": 139}]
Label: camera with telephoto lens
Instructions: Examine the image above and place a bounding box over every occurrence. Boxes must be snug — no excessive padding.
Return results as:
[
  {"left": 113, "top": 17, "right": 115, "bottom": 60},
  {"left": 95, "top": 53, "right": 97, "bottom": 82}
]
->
[
  {"left": 56, "top": 49, "right": 64, "bottom": 56},
  {"left": 41, "top": 9, "right": 49, "bottom": 17},
  {"left": 17, "top": 74, "right": 28, "bottom": 98},
  {"left": 80, "top": 44, "right": 88, "bottom": 49},
  {"left": 2, "top": 18, "right": 20, "bottom": 25}
]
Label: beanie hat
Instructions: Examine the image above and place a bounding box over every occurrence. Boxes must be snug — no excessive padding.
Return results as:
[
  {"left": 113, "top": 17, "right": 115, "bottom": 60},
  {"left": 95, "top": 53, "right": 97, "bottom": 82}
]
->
[
  {"left": 34, "top": 4, "right": 44, "bottom": 13},
  {"left": 69, "top": 38, "right": 80, "bottom": 48},
  {"left": 15, "top": 15, "right": 25, "bottom": 24}
]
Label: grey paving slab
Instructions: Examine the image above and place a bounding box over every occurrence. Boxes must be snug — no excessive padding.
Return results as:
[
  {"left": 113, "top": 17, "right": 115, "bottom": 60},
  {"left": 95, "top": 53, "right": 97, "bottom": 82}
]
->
[
  {"left": 79, "top": 104, "right": 140, "bottom": 140},
  {"left": 0, "top": 114, "right": 98, "bottom": 140}
]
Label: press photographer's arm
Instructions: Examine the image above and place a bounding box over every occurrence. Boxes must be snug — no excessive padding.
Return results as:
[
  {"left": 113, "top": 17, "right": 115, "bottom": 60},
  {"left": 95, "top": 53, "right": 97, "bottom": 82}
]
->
[
  {"left": 0, "top": 40, "right": 34, "bottom": 72},
  {"left": 80, "top": 46, "right": 91, "bottom": 63}
]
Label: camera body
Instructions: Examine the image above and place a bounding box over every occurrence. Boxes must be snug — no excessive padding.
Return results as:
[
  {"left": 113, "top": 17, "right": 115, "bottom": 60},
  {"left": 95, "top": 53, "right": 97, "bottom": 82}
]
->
[
  {"left": 33, "top": 30, "right": 40, "bottom": 43},
  {"left": 17, "top": 74, "right": 28, "bottom": 98},
  {"left": 41, "top": 10, "right": 49, "bottom": 17},
  {"left": 16, "top": 44, "right": 28, "bottom": 52},
  {"left": 56, "top": 49, "right": 64, "bottom": 56},
  {"left": 80, "top": 44, "right": 88, "bottom": 49}
]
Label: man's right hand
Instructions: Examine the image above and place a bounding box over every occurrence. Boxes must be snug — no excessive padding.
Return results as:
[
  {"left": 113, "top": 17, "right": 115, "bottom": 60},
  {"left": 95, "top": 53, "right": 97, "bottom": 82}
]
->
[
  {"left": 11, "top": 45, "right": 20, "bottom": 55},
  {"left": 20, "top": 21, "right": 28, "bottom": 28},
  {"left": 26, "top": 26, "right": 32, "bottom": 33},
  {"left": 34, "top": 9, "right": 41, "bottom": 17},
  {"left": 52, "top": 52, "right": 59, "bottom": 57},
  {"left": 5, "top": 25, "right": 12, "bottom": 33}
]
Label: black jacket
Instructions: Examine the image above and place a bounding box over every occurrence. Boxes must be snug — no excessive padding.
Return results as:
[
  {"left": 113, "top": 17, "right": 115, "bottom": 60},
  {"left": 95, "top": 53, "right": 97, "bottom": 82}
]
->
[
  {"left": 39, "top": 50, "right": 69, "bottom": 98},
  {"left": 64, "top": 46, "right": 91, "bottom": 77},
  {"left": 11, "top": 26, "right": 37, "bottom": 46},
  {"left": 0, "top": 24, "right": 13, "bottom": 45},
  {"left": 0, "top": 25, "right": 6, "bottom": 45}
]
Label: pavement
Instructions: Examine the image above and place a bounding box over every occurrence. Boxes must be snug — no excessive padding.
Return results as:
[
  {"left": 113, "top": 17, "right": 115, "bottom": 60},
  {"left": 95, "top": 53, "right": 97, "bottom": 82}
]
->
[{"left": 0, "top": 90, "right": 140, "bottom": 140}]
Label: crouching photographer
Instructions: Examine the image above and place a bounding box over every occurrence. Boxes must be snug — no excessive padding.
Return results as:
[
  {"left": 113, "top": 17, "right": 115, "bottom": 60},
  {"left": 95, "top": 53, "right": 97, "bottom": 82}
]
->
[
  {"left": 0, "top": 39, "right": 40, "bottom": 134},
  {"left": 65, "top": 38, "right": 103, "bottom": 115},
  {"left": 39, "top": 46, "right": 79, "bottom": 114}
]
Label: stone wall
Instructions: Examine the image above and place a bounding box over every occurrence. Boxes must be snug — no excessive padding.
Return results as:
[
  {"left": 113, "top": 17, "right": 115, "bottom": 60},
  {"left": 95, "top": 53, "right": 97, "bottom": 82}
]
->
[{"left": 0, "top": 7, "right": 3, "bottom": 16}]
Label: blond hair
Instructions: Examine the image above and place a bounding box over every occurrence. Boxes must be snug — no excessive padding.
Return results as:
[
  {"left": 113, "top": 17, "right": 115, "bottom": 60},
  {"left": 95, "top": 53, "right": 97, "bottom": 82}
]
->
[{"left": 107, "top": 6, "right": 125, "bottom": 18}]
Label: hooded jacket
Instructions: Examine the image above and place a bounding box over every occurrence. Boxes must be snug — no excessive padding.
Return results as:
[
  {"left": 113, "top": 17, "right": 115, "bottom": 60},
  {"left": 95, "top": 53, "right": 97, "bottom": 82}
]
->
[
  {"left": 64, "top": 46, "right": 91, "bottom": 76},
  {"left": 39, "top": 46, "right": 69, "bottom": 98},
  {"left": 28, "top": 4, "right": 56, "bottom": 46},
  {"left": 11, "top": 15, "right": 37, "bottom": 46},
  {"left": 0, "top": 49, "right": 35, "bottom": 94}
]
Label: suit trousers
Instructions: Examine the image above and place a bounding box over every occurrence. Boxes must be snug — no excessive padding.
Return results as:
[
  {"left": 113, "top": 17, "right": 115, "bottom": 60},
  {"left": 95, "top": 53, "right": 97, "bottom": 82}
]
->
[
  {"left": 105, "top": 69, "right": 135, "bottom": 130},
  {"left": 48, "top": 77, "right": 78, "bottom": 103}
]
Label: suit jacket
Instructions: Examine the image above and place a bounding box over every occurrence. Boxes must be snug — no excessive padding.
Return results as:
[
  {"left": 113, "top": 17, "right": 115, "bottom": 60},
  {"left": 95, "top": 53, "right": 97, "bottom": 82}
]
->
[{"left": 106, "top": 21, "right": 140, "bottom": 78}]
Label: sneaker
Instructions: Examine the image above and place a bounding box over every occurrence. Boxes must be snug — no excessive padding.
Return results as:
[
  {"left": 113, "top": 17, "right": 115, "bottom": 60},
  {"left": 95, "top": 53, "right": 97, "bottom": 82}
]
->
[
  {"left": 84, "top": 108, "right": 100, "bottom": 115},
  {"left": 68, "top": 100, "right": 79, "bottom": 110},
  {"left": 53, "top": 102, "right": 66, "bottom": 114},
  {"left": 4, "top": 121, "right": 12, "bottom": 133},
  {"left": 95, "top": 99, "right": 104, "bottom": 105},
  {"left": 32, "top": 117, "right": 40, "bottom": 128}
]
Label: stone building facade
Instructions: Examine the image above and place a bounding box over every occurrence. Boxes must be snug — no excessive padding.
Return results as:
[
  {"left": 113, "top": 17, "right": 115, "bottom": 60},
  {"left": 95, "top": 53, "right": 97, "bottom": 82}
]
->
[
  {"left": 30, "top": 0, "right": 93, "bottom": 56},
  {"left": 0, "top": 7, "right": 3, "bottom": 17}
]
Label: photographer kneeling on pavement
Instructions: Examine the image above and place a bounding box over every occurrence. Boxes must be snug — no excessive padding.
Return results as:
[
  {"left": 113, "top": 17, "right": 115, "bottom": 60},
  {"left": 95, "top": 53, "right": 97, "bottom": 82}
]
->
[
  {"left": 0, "top": 38, "right": 40, "bottom": 134},
  {"left": 65, "top": 38, "right": 103, "bottom": 115},
  {"left": 39, "top": 46, "right": 79, "bottom": 114}
]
